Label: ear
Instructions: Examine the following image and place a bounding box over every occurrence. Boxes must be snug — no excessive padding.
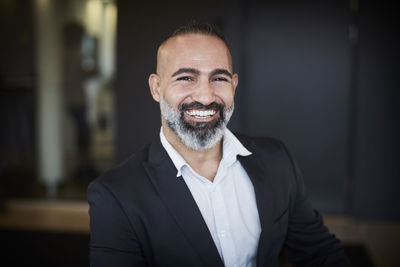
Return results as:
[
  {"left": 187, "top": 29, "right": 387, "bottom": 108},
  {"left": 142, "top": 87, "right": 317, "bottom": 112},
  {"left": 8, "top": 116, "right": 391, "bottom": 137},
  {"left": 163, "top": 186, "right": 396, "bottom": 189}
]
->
[
  {"left": 148, "top": 73, "right": 161, "bottom": 102},
  {"left": 232, "top": 73, "right": 239, "bottom": 93}
]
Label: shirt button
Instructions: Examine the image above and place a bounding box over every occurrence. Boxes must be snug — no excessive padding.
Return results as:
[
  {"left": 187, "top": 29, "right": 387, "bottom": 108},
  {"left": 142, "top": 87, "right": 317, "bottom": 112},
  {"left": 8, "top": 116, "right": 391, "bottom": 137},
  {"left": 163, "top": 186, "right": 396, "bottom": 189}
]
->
[{"left": 219, "top": 230, "right": 226, "bottom": 237}]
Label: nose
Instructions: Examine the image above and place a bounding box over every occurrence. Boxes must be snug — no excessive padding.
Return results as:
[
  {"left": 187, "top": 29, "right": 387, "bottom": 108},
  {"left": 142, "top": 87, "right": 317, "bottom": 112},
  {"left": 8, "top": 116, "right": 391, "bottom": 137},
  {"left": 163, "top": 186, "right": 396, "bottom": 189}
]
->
[{"left": 192, "top": 79, "right": 215, "bottom": 105}]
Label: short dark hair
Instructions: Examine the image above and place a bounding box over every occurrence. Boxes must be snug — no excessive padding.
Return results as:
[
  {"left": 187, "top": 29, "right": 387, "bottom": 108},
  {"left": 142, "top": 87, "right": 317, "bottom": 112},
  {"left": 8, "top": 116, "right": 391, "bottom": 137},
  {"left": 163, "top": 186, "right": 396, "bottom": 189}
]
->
[{"left": 159, "top": 21, "right": 228, "bottom": 48}]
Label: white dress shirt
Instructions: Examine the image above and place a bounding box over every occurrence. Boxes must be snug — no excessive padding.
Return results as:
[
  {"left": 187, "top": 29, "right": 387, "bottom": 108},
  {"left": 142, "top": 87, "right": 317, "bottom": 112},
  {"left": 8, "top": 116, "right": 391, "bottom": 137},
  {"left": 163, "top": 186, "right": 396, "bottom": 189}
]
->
[{"left": 160, "top": 128, "right": 261, "bottom": 267}]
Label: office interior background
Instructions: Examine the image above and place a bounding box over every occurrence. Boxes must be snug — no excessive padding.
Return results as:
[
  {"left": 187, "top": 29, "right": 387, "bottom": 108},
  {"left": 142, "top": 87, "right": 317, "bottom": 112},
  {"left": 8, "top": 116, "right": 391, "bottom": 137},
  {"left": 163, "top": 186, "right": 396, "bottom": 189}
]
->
[{"left": 0, "top": 0, "right": 399, "bottom": 266}]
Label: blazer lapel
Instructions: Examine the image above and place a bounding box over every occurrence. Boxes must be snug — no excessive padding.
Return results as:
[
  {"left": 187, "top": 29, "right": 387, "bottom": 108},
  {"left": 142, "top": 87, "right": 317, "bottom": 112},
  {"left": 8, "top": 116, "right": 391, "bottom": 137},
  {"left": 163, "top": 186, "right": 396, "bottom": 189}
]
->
[
  {"left": 142, "top": 138, "right": 224, "bottom": 267},
  {"left": 238, "top": 140, "right": 275, "bottom": 267}
]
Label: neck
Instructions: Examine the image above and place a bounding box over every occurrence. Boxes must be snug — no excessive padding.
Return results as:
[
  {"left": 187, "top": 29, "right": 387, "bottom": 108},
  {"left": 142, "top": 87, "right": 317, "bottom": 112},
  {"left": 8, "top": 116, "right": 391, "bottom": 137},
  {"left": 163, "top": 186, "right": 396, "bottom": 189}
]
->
[{"left": 162, "top": 123, "right": 223, "bottom": 182}]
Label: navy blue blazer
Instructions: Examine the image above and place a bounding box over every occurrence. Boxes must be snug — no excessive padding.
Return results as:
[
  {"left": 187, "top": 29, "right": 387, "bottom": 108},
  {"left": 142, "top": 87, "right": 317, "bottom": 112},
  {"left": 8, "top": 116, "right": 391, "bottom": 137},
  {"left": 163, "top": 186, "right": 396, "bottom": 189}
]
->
[{"left": 88, "top": 134, "right": 350, "bottom": 266}]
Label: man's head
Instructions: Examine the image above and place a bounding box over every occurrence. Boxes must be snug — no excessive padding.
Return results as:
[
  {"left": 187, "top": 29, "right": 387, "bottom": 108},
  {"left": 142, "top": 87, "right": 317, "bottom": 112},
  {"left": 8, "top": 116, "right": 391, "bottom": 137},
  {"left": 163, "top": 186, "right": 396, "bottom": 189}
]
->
[{"left": 148, "top": 22, "right": 238, "bottom": 150}]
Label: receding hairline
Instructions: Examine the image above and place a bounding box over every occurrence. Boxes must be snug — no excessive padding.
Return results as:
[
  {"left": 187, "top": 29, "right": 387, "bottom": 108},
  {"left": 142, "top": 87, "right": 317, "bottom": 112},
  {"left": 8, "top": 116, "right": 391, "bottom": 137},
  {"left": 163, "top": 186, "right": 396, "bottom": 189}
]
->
[
  {"left": 156, "top": 33, "right": 233, "bottom": 74},
  {"left": 158, "top": 32, "right": 229, "bottom": 54},
  {"left": 158, "top": 22, "right": 228, "bottom": 49}
]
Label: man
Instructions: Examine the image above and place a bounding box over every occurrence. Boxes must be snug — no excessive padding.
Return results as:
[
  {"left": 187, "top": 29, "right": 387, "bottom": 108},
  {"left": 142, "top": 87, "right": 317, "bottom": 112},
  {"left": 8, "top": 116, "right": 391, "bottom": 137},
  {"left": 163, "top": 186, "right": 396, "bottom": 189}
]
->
[{"left": 88, "top": 22, "right": 350, "bottom": 267}]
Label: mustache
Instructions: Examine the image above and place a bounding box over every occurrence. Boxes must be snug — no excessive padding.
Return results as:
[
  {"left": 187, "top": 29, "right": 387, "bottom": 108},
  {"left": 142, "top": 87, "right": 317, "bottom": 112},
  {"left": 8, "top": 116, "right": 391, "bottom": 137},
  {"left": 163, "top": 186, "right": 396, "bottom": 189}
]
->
[{"left": 179, "top": 101, "right": 224, "bottom": 112}]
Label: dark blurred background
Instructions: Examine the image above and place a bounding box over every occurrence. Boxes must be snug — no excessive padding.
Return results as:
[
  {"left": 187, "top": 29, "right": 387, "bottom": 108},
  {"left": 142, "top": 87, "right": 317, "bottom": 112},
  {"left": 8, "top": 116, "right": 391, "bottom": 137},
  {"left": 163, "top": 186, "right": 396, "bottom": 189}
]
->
[{"left": 0, "top": 0, "right": 399, "bottom": 266}]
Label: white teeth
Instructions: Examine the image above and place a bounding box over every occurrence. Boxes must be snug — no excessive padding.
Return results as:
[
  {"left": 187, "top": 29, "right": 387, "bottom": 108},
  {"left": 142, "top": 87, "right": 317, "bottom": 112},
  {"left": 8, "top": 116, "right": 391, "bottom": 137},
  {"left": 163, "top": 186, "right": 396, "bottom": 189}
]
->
[{"left": 186, "top": 109, "right": 216, "bottom": 118}]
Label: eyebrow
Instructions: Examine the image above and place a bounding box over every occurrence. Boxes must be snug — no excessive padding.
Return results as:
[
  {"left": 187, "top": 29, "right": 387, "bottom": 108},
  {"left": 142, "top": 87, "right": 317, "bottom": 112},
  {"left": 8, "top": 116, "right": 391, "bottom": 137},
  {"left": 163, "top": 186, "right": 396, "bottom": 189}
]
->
[
  {"left": 171, "top": 68, "right": 200, "bottom": 77},
  {"left": 210, "top": 68, "right": 232, "bottom": 79},
  {"left": 171, "top": 68, "right": 232, "bottom": 79}
]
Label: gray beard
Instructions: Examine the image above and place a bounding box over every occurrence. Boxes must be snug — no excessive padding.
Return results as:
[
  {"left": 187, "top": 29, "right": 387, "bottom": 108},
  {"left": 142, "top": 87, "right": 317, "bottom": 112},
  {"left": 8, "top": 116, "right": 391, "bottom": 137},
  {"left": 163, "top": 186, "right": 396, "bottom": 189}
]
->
[{"left": 159, "top": 98, "right": 234, "bottom": 151}]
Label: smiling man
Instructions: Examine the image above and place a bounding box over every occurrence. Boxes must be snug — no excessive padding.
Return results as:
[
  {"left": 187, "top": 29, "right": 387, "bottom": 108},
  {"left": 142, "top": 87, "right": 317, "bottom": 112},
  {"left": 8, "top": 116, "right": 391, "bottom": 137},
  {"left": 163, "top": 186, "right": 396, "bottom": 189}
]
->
[
  {"left": 148, "top": 31, "right": 238, "bottom": 180},
  {"left": 88, "top": 22, "right": 350, "bottom": 267}
]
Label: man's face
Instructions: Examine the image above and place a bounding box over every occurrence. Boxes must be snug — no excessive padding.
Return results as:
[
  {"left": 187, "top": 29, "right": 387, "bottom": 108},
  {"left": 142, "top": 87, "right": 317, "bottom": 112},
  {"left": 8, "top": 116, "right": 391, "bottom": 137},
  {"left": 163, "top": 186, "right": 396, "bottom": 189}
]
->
[{"left": 149, "top": 34, "right": 238, "bottom": 150}]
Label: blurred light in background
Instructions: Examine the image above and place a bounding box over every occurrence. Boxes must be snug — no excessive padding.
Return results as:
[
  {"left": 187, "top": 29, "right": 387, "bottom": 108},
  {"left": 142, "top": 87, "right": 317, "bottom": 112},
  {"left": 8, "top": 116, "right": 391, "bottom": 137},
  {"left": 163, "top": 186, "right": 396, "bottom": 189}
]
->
[{"left": 0, "top": 0, "right": 117, "bottom": 200}]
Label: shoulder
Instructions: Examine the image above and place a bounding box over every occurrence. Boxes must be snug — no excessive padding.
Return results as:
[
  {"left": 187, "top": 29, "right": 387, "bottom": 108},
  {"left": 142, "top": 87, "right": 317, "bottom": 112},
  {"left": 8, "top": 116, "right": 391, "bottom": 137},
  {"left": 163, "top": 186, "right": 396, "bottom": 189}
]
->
[
  {"left": 234, "top": 132, "right": 289, "bottom": 156},
  {"left": 233, "top": 132, "right": 298, "bottom": 178},
  {"left": 89, "top": 142, "right": 153, "bottom": 197}
]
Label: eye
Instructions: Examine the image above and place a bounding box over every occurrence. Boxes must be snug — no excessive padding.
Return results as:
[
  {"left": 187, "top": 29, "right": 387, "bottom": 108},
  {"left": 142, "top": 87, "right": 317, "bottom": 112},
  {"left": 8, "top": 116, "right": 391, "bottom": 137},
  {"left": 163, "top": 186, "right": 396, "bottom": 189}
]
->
[
  {"left": 213, "top": 76, "right": 229, "bottom": 82},
  {"left": 177, "top": 76, "right": 193, "bottom": 81}
]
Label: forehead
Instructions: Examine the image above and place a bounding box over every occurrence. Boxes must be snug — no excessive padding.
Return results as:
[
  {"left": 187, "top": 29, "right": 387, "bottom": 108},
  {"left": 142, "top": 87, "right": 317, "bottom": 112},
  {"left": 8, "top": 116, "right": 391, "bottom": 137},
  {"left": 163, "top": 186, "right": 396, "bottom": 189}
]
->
[{"left": 157, "top": 34, "right": 232, "bottom": 74}]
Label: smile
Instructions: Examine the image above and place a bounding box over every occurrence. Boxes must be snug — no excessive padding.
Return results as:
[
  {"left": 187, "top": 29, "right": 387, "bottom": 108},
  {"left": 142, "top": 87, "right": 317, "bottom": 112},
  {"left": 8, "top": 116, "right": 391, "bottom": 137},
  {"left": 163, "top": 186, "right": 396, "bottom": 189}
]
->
[{"left": 185, "top": 109, "right": 217, "bottom": 118}]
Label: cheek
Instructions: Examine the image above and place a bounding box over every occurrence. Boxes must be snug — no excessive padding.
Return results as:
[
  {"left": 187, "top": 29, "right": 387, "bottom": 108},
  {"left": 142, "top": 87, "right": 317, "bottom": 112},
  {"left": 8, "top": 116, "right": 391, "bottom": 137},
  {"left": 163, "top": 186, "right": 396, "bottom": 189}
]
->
[
  {"left": 214, "top": 85, "right": 235, "bottom": 105},
  {"left": 163, "top": 86, "right": 193, "bottom": 106},
  {"left": 164, "top": 83, "right": 235, "bottom": 107}
]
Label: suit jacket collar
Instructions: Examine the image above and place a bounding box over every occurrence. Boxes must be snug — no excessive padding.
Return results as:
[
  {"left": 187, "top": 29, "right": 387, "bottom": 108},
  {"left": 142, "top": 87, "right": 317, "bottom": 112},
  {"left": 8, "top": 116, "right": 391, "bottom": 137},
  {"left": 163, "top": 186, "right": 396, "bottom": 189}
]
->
[
  {"left": 142, "top": 137, "right": 224, "bottom": 267},
  {"left": 237, "top": 137, "right": 275, "bottom": 267},
  {"left": 143, "top": 136, "right": 274, "bottom": 267}
]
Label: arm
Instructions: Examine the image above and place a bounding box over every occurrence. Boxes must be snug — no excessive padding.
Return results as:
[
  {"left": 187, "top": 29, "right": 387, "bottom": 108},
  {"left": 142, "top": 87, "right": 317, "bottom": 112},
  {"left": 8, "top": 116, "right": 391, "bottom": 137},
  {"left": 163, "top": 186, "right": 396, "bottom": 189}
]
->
[
  {"left": 88, "top": 181, "right": 148, "bottom": 267},
  {"left": 281, "top": 143, "right": 351, "bottom": 266}
]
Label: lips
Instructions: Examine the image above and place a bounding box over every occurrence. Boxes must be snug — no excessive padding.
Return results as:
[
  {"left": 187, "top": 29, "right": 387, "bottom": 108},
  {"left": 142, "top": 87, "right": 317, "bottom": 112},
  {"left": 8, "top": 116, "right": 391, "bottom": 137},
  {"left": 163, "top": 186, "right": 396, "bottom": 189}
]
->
[{"left": 180, "top": 101, "right": 224, "bottom": 125}]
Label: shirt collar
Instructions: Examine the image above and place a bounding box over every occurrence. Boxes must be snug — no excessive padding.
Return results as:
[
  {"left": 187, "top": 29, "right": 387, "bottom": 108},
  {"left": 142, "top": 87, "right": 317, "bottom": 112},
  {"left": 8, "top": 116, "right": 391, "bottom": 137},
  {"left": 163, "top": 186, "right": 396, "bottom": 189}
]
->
[
  {"left": 159, "top": 128, "right": 187, "bottom": 177},
  {"left": 159, "top": 127, "right": 252, "bottom": 178},
  {"left": 221, "top": 128, "right": 252, "bottom": 167}
]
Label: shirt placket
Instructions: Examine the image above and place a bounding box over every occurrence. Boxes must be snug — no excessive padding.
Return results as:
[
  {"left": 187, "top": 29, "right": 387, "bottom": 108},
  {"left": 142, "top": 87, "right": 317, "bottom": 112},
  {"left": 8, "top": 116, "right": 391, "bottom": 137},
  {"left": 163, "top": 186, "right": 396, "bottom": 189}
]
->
[{"left": 210, "top": 173, "right": 238, "bottom": 266}]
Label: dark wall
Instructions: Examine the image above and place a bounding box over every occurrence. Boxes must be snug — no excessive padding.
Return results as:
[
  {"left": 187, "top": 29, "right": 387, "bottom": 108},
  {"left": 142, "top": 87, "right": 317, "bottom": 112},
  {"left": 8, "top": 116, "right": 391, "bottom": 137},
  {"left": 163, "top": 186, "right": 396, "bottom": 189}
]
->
[
  {"left": 115, "top": 0, "right": 399, "bottom": 219},
  {"left": 241, "top": 1, "right": 351, "bottom": 213},
  {"left": 0, "top": 0, "right": 37, "bottom": 199},
  {"left": 0, "top": 0, "right": 36, "bottom": 80},
  {"left": 351, "top": 3, "right": 400, "bottom": 219}
]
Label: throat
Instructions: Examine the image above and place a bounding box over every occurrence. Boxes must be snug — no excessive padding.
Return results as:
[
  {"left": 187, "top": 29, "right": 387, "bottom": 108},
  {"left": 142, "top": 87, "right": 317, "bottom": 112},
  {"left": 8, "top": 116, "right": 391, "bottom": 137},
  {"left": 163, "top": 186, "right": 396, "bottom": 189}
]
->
[
  {"left": 185, "top": 148, "right": 222, "bottom": 182},
  {"left": 191, "top": 161, "right": 220, "bottom": 182}
]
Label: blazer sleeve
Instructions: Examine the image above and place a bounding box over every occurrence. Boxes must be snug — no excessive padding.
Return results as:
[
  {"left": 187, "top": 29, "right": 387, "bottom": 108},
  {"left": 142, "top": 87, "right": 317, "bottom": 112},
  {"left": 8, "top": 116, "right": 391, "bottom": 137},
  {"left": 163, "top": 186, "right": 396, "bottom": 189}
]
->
[
  {"left": 280, "top": 142, "right": 351, "bottom": 267},
  {"left": 88, "top": 180, "right": 148, "bottom": 267}
]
